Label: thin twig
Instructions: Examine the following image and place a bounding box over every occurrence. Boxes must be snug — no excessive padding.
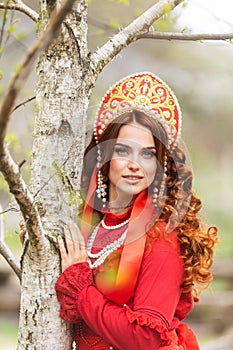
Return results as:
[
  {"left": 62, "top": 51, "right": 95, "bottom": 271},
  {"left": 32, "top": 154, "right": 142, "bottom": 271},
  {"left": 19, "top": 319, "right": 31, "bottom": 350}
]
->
[
  {"left": 2, "top": 6, "right": 16, "bottom": 52},
  {"left": 137, "top": 31, "right": 233, "bottom": 41},
  {"left": 12, "top": 96, "right": 35, "bottom": 112},
  {"left": 0, "top": 207, "right": 20, "bottom": 214},
  {"left": 0, "top": 205, "right": 21, "bottom": 280},
  {"left": 0, "top": 241, "right": 21, "bottom": 280},
  {"left": 0, "top": 3, "right": 7, "bottom": 46},
  {"left": 0, "top": 1, "right": 39, "bottom": 22}
]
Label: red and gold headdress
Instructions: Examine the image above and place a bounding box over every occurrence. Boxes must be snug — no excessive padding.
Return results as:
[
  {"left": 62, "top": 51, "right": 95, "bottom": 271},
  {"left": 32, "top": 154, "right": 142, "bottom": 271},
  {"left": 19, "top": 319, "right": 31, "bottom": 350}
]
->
[{"left": 94, "top": 71, "right": 182, "bottom": 148}]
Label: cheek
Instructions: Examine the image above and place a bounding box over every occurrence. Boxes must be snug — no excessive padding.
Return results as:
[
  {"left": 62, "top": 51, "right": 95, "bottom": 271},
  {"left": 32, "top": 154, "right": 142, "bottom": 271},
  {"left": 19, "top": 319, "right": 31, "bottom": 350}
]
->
[
  {"left": 109, "top": 159, "right": 119, "bottom": 174},
  {"left": 109, "top": 158, "right": 125, "bottom": 178},
  {"left": 143, "top": 161, "right": 157, "bottom": 185}
]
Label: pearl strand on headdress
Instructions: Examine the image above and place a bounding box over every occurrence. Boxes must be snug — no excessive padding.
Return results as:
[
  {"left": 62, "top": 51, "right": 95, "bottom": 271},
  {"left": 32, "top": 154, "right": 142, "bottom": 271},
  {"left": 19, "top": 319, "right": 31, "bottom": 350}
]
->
[
  {"left": 153, "top": 153, "right": 168, "bottom": 207},
  {"left": 87, "top": 224, "right": 128, "bottom": 269}
]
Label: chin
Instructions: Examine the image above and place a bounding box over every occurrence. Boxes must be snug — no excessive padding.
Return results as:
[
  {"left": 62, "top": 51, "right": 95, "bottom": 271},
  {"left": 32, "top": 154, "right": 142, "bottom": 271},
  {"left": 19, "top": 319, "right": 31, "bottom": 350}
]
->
[{"left": 121, "top": 185, "right": 145, "bottom": 197}]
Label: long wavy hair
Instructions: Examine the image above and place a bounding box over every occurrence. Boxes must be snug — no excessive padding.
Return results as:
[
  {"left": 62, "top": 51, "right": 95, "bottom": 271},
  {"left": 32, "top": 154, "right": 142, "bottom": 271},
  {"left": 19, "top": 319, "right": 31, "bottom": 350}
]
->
[{"left": 82, "top": 110, "right": 218, "bottom": 302}]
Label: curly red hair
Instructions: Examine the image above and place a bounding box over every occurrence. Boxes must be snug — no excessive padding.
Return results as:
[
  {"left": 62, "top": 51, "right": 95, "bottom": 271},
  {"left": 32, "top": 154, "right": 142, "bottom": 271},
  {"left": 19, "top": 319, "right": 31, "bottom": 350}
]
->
[{"left": 151, "top": 147, "right": 218, "bottom": 302}]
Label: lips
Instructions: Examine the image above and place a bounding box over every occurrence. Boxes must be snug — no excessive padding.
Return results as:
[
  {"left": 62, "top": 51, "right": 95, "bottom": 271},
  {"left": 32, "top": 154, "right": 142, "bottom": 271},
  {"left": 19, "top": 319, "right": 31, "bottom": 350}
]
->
[{"left": 122, "top": 174, "right": 143, "bottom": 184}]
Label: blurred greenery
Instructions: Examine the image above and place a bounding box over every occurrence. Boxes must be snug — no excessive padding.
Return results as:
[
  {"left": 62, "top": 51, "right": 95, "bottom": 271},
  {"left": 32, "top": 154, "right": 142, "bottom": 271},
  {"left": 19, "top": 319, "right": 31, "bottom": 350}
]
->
[
  {"left": 208, "top": 212, "right": 233, "bottom": 258},
  {"left": 0, "top": 319, "right": 18, "bottom": 349},
  {"left": 4, "top": 231, "right": 22, "bottom": 255}
]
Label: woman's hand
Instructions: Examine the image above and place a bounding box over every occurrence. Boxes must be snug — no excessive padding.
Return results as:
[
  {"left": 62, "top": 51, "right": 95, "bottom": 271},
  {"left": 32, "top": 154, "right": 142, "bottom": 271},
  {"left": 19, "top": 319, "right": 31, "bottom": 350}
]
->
[{"left": 58, "top": 225, "right": 87, "bottom": 272}]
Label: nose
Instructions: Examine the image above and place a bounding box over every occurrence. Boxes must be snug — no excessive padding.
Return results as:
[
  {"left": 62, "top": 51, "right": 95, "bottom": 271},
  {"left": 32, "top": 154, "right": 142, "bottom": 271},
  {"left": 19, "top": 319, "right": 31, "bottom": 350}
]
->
[{"left": 127, "top": 159, "right": 140, "bottom": 171}]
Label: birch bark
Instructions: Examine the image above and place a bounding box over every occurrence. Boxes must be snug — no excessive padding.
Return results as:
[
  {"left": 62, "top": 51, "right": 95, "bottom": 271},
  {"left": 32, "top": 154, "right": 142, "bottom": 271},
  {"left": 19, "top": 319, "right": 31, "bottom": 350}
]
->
[{"left": 17, "top": 1, "right": 91, "bottom": 348}]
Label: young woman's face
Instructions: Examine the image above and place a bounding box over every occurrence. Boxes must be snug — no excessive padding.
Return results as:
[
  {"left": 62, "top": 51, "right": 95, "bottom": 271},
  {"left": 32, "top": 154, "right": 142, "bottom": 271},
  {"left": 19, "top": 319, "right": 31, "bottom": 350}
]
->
[{"left": 108, "top": 123, "right": 157, "bottom": 204}]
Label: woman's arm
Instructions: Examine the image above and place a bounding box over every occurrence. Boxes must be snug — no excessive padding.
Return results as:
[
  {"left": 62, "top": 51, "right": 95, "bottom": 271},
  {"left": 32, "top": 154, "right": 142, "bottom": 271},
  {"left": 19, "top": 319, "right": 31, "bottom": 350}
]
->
[{"left": 56, "top": 232, "right": 184, "bottom": 350}]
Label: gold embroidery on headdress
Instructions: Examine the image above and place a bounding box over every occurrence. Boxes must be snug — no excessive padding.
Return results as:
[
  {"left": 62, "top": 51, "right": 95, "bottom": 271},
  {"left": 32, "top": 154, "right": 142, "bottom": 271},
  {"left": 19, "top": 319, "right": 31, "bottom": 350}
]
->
[{"left": 94, "top": 72, "right": 182, "bottom": 148}]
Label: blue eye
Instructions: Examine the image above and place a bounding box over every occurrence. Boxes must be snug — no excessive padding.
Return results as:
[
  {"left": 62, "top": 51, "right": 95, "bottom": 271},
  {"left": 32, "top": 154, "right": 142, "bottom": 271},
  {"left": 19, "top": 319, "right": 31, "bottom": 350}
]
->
[
  {"left": 141, "top": 149, "right": 156, "bottom": 159},
  {"left": 114, "top": 147, "right": 129, "bottom": 156}
]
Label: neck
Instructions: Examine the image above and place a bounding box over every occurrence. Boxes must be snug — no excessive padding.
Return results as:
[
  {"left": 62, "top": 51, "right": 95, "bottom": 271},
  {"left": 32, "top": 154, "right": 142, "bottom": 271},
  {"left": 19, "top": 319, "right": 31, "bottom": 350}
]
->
[
  {"left": 107, "top": 198, "right": 134, "bottom": 215},
  {"left": 107, "top": 205, "right": 131, "bottom": 215},
  {"left": 108, "top": 187, "right": 136, "bottom": 213}
]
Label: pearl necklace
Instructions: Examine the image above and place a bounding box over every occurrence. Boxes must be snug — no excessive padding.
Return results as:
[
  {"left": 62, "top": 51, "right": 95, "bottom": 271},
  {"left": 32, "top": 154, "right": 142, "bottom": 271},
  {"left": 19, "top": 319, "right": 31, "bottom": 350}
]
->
[
  {"left": 101, "top": 217, "right": 130, "bottom": 230},
  {"left": 87, "top": 224, "right": 127, "bottom": 269}
]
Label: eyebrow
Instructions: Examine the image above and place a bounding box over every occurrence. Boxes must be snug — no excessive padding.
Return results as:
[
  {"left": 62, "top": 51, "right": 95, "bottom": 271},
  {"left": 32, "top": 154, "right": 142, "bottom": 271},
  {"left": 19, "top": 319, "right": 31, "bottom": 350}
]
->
[{"left": 115, "top": 142, "right": 156, "bottom": 150}]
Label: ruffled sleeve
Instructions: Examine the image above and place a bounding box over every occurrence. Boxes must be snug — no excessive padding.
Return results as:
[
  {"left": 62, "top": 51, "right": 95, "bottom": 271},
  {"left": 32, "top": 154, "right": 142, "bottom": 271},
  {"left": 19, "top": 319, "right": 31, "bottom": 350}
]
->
[
  {"left": 55, "top": 262, "right": 93, "bottom": 323},
  {"left": 124, "top": 304, "right": 169, "bottom": 340},
  {"left": 124, "top": 305, "right": 199, "bottom": 349}
]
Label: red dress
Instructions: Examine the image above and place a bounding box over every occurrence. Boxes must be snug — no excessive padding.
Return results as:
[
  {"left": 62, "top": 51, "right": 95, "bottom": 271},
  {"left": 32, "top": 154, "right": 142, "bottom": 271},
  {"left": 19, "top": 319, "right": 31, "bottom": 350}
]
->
[{"left": 55, "top": 211, "right": 200, "bottom": 350}]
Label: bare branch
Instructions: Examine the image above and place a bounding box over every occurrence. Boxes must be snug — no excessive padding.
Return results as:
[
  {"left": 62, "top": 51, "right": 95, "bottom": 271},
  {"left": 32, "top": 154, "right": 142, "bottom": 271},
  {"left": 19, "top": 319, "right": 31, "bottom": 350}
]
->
[
  {"left": 0, "top": 204, "right": 21, "bottom": 279},
  {"left": 12, "top": 96, "right": 35, "bottom": 112},
  {"left": 91, "top": 0, "right": 183, "bottom": 72},
  {"left": 0, "top": 241, "right": 21, "bottom": 279},
  {"left": 0, "top": 0, "right": 77, "bottom": 250},
  {"left": 0, "top": 5, "right": 8, "bottom": 46},
  {"left": 0, "top": 1, "right": 39, "bottom": 22},
  {"left": 0, "top": 206, "right": 20, "bottom": 214},
  {"left": 0, "top": 145, "right": 45, "bottom": 253},
  {"left": 0, "top": 0, "right": 76, "bottom": 145},
  {"left": 88, "top": 11, "right": 233, "bottom": 43},
  {"left": 137, "top": 31, "right": 233, "bottom": 42}
]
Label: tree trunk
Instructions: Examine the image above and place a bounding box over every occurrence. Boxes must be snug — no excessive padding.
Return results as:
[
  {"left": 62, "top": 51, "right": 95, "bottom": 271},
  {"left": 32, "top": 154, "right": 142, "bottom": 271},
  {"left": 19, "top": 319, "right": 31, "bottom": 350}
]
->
[
  {"left": 17, "top": 1, "right": 93, "bottom": 348},
  {"left": 0, "top": 0, "right": 186, "bottom": 348}
]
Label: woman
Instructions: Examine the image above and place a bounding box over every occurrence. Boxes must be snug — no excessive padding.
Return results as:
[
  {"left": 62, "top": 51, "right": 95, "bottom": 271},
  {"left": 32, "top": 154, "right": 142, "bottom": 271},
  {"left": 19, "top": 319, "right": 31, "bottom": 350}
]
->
[{"left": 55, "top": 72, "right": 218, "bottom": 349}]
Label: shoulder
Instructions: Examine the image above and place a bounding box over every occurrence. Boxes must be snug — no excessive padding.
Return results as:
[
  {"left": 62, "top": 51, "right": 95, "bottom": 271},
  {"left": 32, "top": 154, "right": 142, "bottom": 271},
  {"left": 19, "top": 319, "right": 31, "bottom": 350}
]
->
[
  {"left": 142, "top": 221, "right": 183, "bottom": 274},
  {"left": 146, "top": 221, "right": 180, "bottom": 253},
  {"left": 137, "top": 222, "right": 184, "bottom": 288}
]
